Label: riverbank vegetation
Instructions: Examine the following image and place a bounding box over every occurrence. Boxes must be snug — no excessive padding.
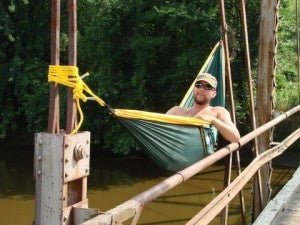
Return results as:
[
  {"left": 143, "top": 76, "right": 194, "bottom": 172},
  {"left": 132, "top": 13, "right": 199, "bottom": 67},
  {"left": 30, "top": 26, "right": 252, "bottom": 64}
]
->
[{"left": 0, "top": 0, "right": 298, "bottom": 153}]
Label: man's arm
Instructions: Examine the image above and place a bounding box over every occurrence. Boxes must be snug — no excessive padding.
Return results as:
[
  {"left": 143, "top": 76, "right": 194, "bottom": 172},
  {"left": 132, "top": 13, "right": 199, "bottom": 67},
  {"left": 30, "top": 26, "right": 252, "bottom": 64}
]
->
[{"left": 197, "top": 107, "right": 240, "bottom": 143}]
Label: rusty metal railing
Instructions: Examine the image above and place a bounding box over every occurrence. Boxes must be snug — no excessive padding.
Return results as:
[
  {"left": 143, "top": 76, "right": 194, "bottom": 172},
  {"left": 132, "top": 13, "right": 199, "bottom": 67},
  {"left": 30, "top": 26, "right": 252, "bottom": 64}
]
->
[
  {"left": 80, "top": 104, "right": 300, "bottom": 225},
  {"left": 187, "top": 128, "right": 300, "bottom": 225}
]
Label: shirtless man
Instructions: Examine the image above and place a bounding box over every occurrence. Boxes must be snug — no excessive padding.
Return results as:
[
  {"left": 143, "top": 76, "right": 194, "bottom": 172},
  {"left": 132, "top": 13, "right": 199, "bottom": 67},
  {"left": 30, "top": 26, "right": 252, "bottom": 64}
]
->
[{"left": 166, "top": 73, "right": 240, "bottom": 143}]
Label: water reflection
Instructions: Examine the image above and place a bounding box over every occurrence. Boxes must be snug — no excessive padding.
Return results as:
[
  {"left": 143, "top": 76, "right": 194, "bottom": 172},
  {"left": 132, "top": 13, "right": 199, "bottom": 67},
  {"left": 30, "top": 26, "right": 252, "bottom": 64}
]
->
[
  {"left": 88, "top": 156, "right": 172, "bottom": 190},
  {"left": 0, "top": 146, "right": 296, "bottom": 225},
  {"left": 0, "top": 148, "right": 34, "bottom": 198}
]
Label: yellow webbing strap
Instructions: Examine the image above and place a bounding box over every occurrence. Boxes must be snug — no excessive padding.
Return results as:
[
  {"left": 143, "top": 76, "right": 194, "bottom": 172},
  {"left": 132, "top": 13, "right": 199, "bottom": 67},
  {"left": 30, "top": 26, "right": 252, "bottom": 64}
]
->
[
  {"left": 48, "top": 65, "right": 210, "bottom": 134},
  {"left": 199, "top": 126, "right": 208, "bottom": 156},
  {"left": 113, "top": 109, "right": 210, "bottom": 126}
]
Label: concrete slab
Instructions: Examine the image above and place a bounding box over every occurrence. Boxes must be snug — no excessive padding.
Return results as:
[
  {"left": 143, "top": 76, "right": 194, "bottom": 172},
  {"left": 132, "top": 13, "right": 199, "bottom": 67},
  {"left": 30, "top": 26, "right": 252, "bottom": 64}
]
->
[{"left": 253, "top": 166, "right": 300, "bottom": 225}]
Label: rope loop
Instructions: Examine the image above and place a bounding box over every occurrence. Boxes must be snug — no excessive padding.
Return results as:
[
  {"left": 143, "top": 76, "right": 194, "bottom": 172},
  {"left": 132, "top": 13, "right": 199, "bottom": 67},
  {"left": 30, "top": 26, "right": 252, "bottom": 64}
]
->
[{"left": 48, "top": 65, "right": 106, "bottom": 134}]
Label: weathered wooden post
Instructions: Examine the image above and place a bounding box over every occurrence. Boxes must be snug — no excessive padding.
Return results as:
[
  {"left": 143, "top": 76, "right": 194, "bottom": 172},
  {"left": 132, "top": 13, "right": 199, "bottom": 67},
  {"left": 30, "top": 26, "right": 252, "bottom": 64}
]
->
[
  {"left": 254, "top": 0, "right": 279, "bottom": 220},
  {"left": 33, "top": 1, "right": 98, "bottom": 224}
]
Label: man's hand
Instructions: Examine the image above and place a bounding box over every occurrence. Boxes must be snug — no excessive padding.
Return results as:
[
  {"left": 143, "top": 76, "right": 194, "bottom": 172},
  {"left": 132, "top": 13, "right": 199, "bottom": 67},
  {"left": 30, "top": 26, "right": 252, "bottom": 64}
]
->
[{"left": 196, "top": 114, "right": 215, "bottom": 124}]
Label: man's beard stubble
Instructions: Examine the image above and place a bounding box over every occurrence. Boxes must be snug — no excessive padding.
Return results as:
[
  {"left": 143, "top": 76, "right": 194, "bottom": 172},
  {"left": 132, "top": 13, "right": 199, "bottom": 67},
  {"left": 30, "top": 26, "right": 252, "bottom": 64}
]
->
[{"left": 193, "top": 94, "right": 210, "bottom": 105}]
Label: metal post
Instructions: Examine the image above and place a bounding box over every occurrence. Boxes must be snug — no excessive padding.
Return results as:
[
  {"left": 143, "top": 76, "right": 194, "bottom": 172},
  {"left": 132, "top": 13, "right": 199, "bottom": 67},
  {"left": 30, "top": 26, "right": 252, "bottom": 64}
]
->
[
  {"left": 219, "top": 2, "right": 236, "bottom": 124},
  {"left": 297, "top": 0, "right": 300, "bottom": 101},
  {"left": 34, "top": 132, "right": 91, "bottom": 225},
  {"left": 218, "top": 1, "right": 241, "bottom": 224},
  {"left": 239, "top": 0, "right": 263, "bottom": 223},
  {"left": 35, "top": 1, "right": 93, "bottom": 224},
  {"left": 65, "top": 0, "right": 89, "bottom": 210},
  {"left": 66, "top": 0, "right": 78, "bottom": 134},
  {"left": 48, "top": 0, "right": 60, "bottom": 134}
]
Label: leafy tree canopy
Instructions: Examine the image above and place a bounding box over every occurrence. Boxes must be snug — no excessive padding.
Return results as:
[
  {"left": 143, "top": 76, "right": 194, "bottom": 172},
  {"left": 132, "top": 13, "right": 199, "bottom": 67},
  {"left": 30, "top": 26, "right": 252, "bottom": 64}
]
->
[{"left": 0, "top": 0, "right": 298, "bottom": 153}]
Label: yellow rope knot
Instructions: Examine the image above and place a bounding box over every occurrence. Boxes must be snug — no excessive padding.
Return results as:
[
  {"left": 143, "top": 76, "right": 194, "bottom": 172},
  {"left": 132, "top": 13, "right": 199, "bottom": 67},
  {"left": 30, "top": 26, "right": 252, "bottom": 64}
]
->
[{"left": 48, "top": 65, "right": 106, "bottom": 134}]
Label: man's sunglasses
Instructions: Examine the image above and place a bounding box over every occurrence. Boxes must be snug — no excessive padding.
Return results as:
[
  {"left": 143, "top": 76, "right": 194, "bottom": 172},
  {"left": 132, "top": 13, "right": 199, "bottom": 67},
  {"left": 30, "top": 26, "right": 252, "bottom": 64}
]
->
[{"left": 195, "top": 82, "right": 215, "bottom": 90}]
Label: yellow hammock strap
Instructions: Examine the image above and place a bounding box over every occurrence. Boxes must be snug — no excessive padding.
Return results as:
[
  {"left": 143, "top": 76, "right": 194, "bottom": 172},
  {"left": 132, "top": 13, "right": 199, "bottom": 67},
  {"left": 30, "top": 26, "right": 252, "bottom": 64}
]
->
[
  {"left": 48, "top": 65, "right": 211, "bottom": 134},
  {"left": 113, "top": 109, "right": 210, "bottom": 126},
  {"left": 48, "top": 65, "right": 106, "bottom": 134}
]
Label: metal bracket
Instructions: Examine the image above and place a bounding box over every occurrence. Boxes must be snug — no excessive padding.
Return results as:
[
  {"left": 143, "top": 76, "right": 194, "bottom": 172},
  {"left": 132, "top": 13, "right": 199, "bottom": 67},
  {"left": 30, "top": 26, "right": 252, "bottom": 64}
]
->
[
  {"left": 73, "top": 207, "right": 100, "bottom": 225},
  {"left": 63, "top": 132, "right": 91, "bottom": 183}
]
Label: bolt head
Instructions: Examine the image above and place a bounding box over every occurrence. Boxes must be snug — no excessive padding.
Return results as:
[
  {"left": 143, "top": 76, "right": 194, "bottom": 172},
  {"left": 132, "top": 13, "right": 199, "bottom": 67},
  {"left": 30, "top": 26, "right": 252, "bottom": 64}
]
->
[{"left": 74, "top": 143, "right": 86, "bottom": 161}]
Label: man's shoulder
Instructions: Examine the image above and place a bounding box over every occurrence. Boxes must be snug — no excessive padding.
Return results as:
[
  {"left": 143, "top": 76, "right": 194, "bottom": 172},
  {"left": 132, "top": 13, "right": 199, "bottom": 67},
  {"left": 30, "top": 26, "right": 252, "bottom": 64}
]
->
[
  {"left": 166, "top": 106, "right": 184, "bottom": 115},
  {"left": 211, "top": 106, "right": 228, "bottom": 112},
  {"left": 166, "top": 106, "right": 189, "bottom": 116},
  {"left": 211, "top": 106, "right": 230, "bottom": 115}
]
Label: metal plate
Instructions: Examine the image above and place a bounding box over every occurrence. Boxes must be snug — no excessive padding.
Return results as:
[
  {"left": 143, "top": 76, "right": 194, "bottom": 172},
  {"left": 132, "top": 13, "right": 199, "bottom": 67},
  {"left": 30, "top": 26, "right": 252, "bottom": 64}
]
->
[{"left": 63, "top": 131, "right": 91, "bottom": 183}]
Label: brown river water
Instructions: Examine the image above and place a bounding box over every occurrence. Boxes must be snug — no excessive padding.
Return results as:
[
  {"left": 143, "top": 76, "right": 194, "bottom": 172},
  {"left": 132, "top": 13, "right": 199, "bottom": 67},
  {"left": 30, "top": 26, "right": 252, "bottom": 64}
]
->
[{"left": 0, "top": 147, "right": 295, "bottom": 225}]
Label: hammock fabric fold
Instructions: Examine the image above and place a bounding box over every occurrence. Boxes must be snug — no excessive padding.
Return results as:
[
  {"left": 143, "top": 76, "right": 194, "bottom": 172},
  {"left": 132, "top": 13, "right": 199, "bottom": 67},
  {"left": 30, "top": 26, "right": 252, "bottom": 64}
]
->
[
  {"left": 118, "top": 118, "right": 218, "bottom": 171},
  {"left": 48, "top": 41, "right": 225, "bottom": 171}
]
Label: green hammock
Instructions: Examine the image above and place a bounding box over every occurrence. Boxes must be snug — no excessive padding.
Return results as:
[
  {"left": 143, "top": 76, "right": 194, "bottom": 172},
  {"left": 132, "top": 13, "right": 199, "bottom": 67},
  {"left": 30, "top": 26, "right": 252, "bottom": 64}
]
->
[
  {"left": 48, "top": 41, "right": 225, "bottom": 171},
  {"left": 113, "top": 41, "right": 224, "bottom": 171}
]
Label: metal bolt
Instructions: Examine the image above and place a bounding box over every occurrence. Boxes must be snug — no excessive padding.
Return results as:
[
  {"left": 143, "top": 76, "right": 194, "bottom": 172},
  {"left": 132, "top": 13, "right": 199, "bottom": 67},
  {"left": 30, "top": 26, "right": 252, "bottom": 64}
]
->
[
  {"left": 65, "top": 173, "right": 68, "bottom": 178},
  {"left": 63, "top": 217, "right": 67, "bottom": 222},
  {"left": 38, "top": 155, "right": 42, "bottom": 161},
  {"left": 38, "top": 139, "right": 43, "bottom": 145},
  {"left": 37, "top": 170, "right": 42, "bottom": 175},
  {"left": 74, "top": 143, "right": 86, "bottom": 161},
  {"left": 65, "top": 158, "right": 69, "bottom": 163},
  {"left": 64, "top": 144, "right": 69, "bottom": 148}
]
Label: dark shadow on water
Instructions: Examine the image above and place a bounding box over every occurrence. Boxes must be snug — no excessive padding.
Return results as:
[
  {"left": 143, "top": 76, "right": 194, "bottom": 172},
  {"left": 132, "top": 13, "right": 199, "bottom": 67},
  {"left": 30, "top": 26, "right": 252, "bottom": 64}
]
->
[
  {"left": 0, "top": 145, "right": 294, "bottom": 202},
  {"left": 88, "top": 154, "right": 172, "bottom": 190},
  {"left": 0, "top": 146, "right": 173, "bottom": 197},
  {"left": 153, "top": 199, "right": 206, "bottom": 207},
  {"left": 139, "top": 217, "right": 191, "bottom": 225},
  {"left": 0, "top": 146, "right": 35, "bottom": 198},
  {"left": 157, "top": 186, "right": 251, "bottom": 200}
]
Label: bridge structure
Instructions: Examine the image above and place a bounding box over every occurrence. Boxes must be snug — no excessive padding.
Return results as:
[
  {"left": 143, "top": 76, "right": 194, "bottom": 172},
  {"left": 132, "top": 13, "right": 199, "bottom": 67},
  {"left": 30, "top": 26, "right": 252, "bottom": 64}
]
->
[
  {"left": 33, "top": 0, "right": 300, "bottom": 225},
  {"left": 253, "top": 166, "right": 300, "bottom": 225}
]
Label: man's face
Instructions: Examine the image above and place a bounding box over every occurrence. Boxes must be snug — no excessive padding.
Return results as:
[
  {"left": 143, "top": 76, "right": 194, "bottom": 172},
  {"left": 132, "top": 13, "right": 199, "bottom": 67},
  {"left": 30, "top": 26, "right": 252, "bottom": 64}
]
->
[{"left": 193, "top": 81, "right": 216, "bottom": 105}]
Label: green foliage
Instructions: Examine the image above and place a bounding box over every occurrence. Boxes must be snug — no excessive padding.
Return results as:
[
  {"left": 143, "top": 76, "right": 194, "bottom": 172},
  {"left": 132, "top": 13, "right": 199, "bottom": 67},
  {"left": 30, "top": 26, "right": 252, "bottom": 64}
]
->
[
  {"left": 276, "top": 0, "right": 299, "bottom": 110},
  {"left": 0, "top": 0, "right": 51, "bottom": 138},
  {"left": 0, "top": 0, "right": 298, "bottom": 154},
  {"left": 77, "top": 0, "right": 221, "bottom": 152}
]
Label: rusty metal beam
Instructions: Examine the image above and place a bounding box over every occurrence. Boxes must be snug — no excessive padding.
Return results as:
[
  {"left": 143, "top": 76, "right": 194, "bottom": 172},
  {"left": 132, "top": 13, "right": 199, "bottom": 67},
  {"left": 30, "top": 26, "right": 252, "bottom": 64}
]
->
[
  {"left": 297, "top": 0, "right": 300, "bottom": 101},
  {"left": 80, "top": 105, "right": 300, "bottom": 225},
  {"left": 219, "top": 0, "right": 236, "bottom": 124},
  {"left": 66, "top": 0, "right": 78, "bottom": 134},
  {"left": 219, "top": 1, "right": 243, "bottom": 224},
  {"left": 47, "top": 0, "right": 60, "bottom": 134},
  {"left": 239, "top": 0, "right": 260, "bottom": 223},
  {"left": 187, "top": 128, "right": 300, "bottom": 225}
]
